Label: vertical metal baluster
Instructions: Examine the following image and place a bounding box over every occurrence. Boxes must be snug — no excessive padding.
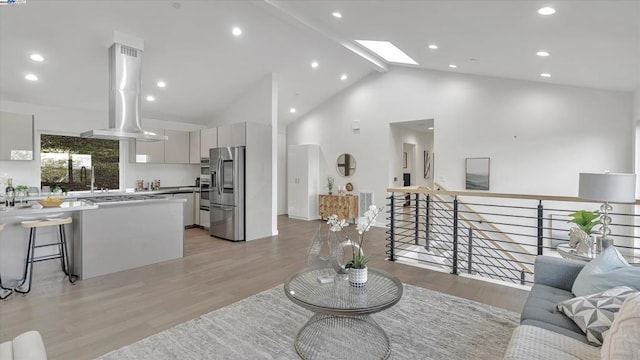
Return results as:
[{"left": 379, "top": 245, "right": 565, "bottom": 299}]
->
[
  {"left": 414, "top": 193, "right": 419, "bottom": 245},
  {"left": 389, "top": 195, "right": 395, "bottom": 261},
  {"left": 425, "top": 194, "right": 430, "bottom": 251},
  {"left": 537, "top": 200, "right": 544, "bottom": 255},
  {"left": 467, "top": 227, "right": 473, "bottom": 274},
  {"left": 452, "top": 196, "right": 458, "bottom": 275}
]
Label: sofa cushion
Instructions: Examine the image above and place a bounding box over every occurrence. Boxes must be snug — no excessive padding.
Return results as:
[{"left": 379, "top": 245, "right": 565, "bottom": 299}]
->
[
  {"left": 557, "top": 286, "right": 637, "bottom": 346},
  {"left": 503, "top": 325, "right": 600, "bottom": 360},
  {"left": 572, "top": 246, "right": 640, "bottom": 297},
  {"left": 521, "top": 284, "right": 585, "bottom": 338},
  {"left": 0, "top": 341, "right": 13, "bottom": 360},
  {"left": 534, "top": 256, "right": 585, "bottom": 291},
  {"left": 600, "top": 292, "right": 640, "bottom": 360},
  {"left": 10, "top": 330, "right": 47, "bottom": 360}
]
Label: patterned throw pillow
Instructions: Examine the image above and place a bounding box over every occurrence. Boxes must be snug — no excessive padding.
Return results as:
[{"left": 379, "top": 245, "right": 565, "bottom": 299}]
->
[{"left": 557, "top": 286, "right": 638, "bottom": 346}]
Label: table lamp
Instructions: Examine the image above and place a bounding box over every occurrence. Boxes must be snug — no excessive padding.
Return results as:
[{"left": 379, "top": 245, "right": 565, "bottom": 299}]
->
[{"left": 578, "top": 172, "right": 637, "bottom": 250}]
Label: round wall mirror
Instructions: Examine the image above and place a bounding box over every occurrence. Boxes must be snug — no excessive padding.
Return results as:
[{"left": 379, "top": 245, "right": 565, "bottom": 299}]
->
[{"left": 336, "top": 153, "right": 356, "bottom": 177}]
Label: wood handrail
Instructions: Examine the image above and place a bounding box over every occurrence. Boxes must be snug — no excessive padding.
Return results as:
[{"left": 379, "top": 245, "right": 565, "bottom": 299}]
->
[{"left": 386, "top": 185, "right": 640, "bottom": 205}]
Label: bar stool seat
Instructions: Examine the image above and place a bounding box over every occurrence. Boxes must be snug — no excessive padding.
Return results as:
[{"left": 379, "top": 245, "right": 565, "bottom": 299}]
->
[
  {"left": 0, "top": 224, "right": 12, "bottom": 300},
  {"left": 15, "top": 217, "right": 77, "bottom": 295}
]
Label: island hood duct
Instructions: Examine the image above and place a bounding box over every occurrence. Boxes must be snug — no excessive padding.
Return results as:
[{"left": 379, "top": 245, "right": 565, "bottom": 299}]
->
[{"left": 81, "top": 42, "right": 168, "bottom": 141}]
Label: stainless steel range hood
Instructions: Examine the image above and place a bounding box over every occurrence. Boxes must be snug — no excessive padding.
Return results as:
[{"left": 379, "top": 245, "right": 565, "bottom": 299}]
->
[{"left": 81, "top": 42, "right": 167, "bottom": 141}]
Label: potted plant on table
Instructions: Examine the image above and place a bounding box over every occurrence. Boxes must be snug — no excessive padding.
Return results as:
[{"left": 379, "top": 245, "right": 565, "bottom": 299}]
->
[
  {"left": 567, "top": 210, "right": 600, "bottom": 253},
  {"left": 326, "top": 176, "right": 335, "bottom": 195},
  {"left": 327, "top": 205, "right": 382, "bottom": 287}
]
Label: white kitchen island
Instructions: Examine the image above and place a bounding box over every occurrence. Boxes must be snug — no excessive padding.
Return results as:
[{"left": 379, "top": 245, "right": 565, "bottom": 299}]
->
[
  {"left": 73, "top": 197, "right": 184, "bottom": 279},
  {"left": 0, "top": 196, "right": 185, "bottom": 284}
]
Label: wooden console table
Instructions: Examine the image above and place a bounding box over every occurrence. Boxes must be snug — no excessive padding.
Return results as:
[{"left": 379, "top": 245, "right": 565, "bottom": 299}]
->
[{"left": 319, "top": 194, "right": 358, "bottom": 220}]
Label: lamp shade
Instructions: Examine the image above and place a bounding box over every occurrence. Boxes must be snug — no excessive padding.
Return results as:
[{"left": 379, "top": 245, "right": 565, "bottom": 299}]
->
[{"left": 578, "top": 173, "right": 637, "bottom": 203}]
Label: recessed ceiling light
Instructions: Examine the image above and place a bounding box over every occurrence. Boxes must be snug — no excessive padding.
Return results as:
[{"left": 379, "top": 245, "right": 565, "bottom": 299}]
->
[
  {"left": 25, "top": 73, "right": 38, "bottom": 81},
  {"left": 536, "top": 51, "right": 550, "bottom": 57},
  {"left": 290, "top": 108, "right": 296, "bottom": 113},
  {"left": 340, "top": 74, "right": 348, "bottom": 81},
  {"left": 449, "top": 64, "right": 457, "bottom": 68},
  {"left": 311, "top": 61, "right": 319, "bottom": 68},
  {"left": 232, "top": 27, "right": 242, "bottom": 36},
  {"left": 538, "top": 7, "right": 556, "bottom": 15},
  {"left": 428, "top": 127, "right": 434, "bottom": 130},
  {"left": 540, "top": 73, "right": 551, "bottom": 78},
  {"left": 355, "top": 40, "right": 418, "bottom": 65},
  {"left": 30, "top": 54, "right": 44, "bottom": 62},
  {"left": 146, "top": 95, "right": 155, "bottom": 102},
  {"left": 428, "top": 44, "right": 438, "bottom": 50},
  {"left": 157, "top": 81, "right": 166, "bottom": 88},
  {"left": 332, "top": 12, "right": 342, "bottom": 18}
]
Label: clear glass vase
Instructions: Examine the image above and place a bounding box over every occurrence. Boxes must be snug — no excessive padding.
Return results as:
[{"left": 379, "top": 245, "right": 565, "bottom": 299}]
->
[{"left": 306, "top": 225, "right": 360, "bottom": 275}]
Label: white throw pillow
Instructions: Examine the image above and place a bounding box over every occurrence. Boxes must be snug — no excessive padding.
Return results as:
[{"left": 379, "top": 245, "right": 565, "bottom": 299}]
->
[
  {"left": 601, "top": 292, "right": 640, "bottom": 360},
  {"left": 572, "top": 246, "right": 640, "bottom": 297}
]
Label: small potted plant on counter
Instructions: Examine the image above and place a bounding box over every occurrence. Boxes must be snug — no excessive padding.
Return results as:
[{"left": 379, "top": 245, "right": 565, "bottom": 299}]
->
[{"left": 14, "top": 185, "right": 29, "bottom": 204}]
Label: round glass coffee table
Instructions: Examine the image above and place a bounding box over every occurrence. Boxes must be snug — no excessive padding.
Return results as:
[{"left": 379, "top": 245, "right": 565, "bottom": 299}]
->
[{"left": 284, "top": 267, "right": 403, "bottom": 360}]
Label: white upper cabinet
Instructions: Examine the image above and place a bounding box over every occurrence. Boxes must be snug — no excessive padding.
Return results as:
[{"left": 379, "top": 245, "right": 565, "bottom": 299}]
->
[
  {"left": 217, "top": 122, "right": 246, "bottom": 147},
  {"left": 189, "top": 130, "right": 200, "bottom": 164},
  {"left": 132, "top": 127, "right": 165, "bottom": 163},
  {"left": 164, "top": 129, "right": 190, "bottom": 164},
  {"left": 0, "top": 111, "right": 34, "bottom": 161},
  {"left": 130, "top": 128, "right": 191, "bottom": 164},
  {"left": 200, "top": 127, "right": 217, "bottom": 158}
]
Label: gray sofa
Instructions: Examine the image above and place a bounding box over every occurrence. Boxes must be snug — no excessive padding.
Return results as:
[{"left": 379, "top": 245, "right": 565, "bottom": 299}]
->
[
  {"left": 520, "top": 256, "right": 588, "bottom": 342},
  {"left": 504, "top": 256, "right": 600, "bottom": 360}
]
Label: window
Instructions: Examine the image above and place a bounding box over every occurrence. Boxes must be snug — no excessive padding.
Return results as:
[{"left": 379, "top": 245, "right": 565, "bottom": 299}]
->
[{"left": 40, "top": 134, "right": 119, "bottom": 191}]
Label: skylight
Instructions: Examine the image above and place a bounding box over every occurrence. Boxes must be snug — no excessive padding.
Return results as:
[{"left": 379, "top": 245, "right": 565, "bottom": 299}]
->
[{"left": 355, "top": 40, "right": 418, "bottom": 65}]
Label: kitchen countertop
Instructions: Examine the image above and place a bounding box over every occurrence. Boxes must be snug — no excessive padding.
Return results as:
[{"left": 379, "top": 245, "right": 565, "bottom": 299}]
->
[
  {"left": 14, "top": 186, "right": 200, "bottom": 202},
  {"left": 0, "top": 200, "right": 98, "bottom": 216}
]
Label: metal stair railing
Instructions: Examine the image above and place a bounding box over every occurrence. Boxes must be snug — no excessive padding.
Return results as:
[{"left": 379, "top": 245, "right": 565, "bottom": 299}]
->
[{"left": 386, "top": 186, "right": 640, "bottom": 287}]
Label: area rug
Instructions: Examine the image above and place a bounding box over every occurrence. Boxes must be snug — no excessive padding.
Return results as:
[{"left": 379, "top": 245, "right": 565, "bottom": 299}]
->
[{"left": 98, "top": 284, "right": 519, "bottom": 360}]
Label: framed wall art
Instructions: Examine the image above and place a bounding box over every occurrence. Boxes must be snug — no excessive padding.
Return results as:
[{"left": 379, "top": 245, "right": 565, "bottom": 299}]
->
[
  {"left": 465, "top": 157, "right": 490, "bottom": 190},
  {"left": 423, "top": 150, "right": 432, "bottom": 179}
]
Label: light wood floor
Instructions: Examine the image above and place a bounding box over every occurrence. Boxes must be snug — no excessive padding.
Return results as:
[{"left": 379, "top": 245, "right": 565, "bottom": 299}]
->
[{"left": 0, "top": 215, "right": 529, "bottom": 360}]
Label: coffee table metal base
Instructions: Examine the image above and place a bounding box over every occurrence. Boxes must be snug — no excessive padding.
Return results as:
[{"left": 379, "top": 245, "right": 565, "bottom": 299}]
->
[{"left": 294, "top": 313, "right": 391, "bottom": 360}]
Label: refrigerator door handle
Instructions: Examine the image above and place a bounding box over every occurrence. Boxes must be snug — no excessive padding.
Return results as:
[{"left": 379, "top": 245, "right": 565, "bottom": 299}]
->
[{"left": 216, "top": 157, "right": 223, "bottom": 196}]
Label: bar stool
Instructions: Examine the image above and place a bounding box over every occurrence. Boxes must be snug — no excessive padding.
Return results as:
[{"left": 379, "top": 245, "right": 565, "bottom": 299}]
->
[
  {"left": 15, "top": 217, "right": 77, "bottom": 295},
  {"left": 0, "top": 224, "right": 13, "bottom": 300}
]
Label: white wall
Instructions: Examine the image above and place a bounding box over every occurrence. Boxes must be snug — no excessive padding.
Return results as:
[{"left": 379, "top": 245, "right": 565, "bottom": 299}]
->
[
  {"left": 287, "top": 67, "right": 635, "bottom": 216},
  {"left": 211, "top": 74, "right": 273, "bottom": 127},
  {"left": 0, "top": 100, "right": 202, "bottom": 190},
  {"left": 634, "top": 88, "right": 640, "bottom": 122}
]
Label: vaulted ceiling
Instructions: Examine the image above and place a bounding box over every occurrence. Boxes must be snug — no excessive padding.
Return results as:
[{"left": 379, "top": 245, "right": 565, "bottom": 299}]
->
[{"left": 1, "top": 1, "right": 638, "bottom": 126}]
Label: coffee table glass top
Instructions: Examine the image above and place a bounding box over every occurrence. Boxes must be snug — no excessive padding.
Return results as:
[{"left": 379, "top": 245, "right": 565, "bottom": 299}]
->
[{"left": 284, "top": 267, "right": 403, "bottom": 316}]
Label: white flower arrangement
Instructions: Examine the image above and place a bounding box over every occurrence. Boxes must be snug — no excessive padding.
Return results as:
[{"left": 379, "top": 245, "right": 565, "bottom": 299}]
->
[{"left": 325, "top": 205, "right": 382, "bottom": 269}]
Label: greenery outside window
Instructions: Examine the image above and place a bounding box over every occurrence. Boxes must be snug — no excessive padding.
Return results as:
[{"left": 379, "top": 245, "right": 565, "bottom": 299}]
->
[{"left": 40, "top": 134, "right": 119, "bottom": 191}]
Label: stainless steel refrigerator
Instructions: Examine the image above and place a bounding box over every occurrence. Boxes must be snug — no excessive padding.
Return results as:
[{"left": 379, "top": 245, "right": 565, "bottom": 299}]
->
[{"left": 210, "top": 146, "right": 245, "bottom": 241}]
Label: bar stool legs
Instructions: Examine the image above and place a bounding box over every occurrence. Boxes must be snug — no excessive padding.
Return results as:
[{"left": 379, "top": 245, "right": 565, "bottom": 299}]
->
[
  {"left": 0, "top": 275, "right": 13, "bottom": 300},
  {"left": 15, "top": 227, "right": 37, "bottom": 295},
  {"left": 15, "top": 218, "right": 76, "bottom": 295},
  {"left": 0, "top": 224, "right": 13, "bottom": 300}
]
